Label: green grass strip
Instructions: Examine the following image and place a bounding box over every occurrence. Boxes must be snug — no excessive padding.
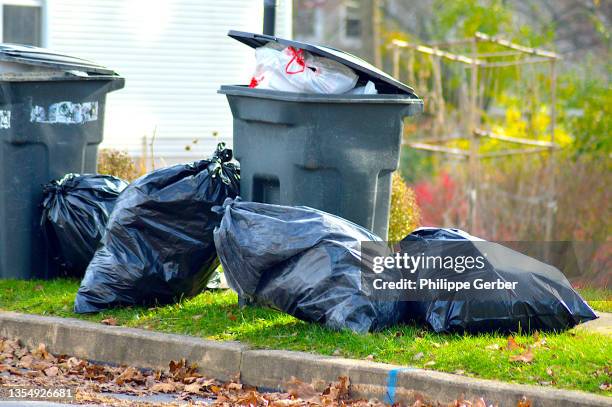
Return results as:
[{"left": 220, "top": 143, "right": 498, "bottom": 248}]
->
[{"left": 0, "top": 279, "right": 610, "bottom": 395}]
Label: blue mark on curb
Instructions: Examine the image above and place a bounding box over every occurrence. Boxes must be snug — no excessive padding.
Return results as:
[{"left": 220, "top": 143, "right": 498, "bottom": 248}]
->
[{"left": 385, "top": 368, "right": 416, "bottom": 405}]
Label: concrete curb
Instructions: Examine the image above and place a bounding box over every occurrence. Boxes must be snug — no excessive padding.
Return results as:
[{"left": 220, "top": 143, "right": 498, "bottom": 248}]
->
[{"left": 1, "top": 311, "right": 610, "bottom": 406}]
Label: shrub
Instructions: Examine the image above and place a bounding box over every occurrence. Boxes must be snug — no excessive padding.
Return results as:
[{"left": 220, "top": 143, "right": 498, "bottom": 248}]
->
[
  {"left": 97, "top": 149, "right": 142, "bottom": 181},
  {"left": 388, "top": 172, "right": 420, "bottom": 241}
]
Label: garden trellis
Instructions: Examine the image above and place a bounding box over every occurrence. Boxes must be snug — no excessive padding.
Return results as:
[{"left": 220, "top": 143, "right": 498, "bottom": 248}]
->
[{"left": 389, "top": 32, "right": 560, "bottom": 239}]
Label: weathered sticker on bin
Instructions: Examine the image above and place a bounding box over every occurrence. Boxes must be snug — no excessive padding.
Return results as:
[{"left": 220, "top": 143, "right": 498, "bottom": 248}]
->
[
  {"left": 0, "top": 110, "right": 10, "bottom": 129},
  {"left": 30, "top": 101, "right": 98, "bottom": 124}
]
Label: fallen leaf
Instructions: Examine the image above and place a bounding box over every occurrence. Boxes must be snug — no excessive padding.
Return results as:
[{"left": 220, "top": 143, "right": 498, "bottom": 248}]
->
[
  {"left": 34, "top": 284, "right": 44, "bottom": 291},
  {"left": 336, "top": 376, "right": 350, "bottom": 400},
  {"left": 365, "top": 354, "right": 375, "bottom": 361},
  {"left": 287, "top": 376, "right": 320, "bottom": 402},
  {"left": 332, "top": 348, "right": 341, "bottom": 356},
  {"left": 18, "top": 355, "right": 33, "bottom": 368},
  {"left": 237, "top": 391, "right": 260, "bottom": 406},
  {"left": 115, "top": 366, "right": 137, "bottom": 385},
  {"left": 227, "top": 382, "right": 243, "bottom": 391},
  {"left": 151, "top": 382, "right": 176, "bottom": 393},
  {"left": 506, "top": 336, "right": 521, "bottom": 351},
  {"left": 413, "top": 352, "right": 425, "bottom": 361},
  {"left": 510, "top": 348, "right": 534, "bottom": 363},
  {"left": 517, "top": 396, "right": 532, "bottom": 407},
  {"left": 531, "top": 332, "right": 547, "bottom": 348},
  {"left": 101, "top": 317, "right": 118, "bottom": 326},
  {"left": 474, "top": 398, "right": 487, "bottom": 407},
  {"left": 486, "top": 343, "right": 501, "bottom": 351},
  {"left": 424, "top": 361, "right": 436, "bottom": 367},
  {"left": 546, "top": 367, "right": 554, "bottom": 376},
  {"left": 227, "top": 312, "right": 237, "bottom": 321},
  {"left": 184, "top": 382, "right": 202, "bottom": 394},
  {"left": 600, "top": 383, "right": 611, "bottom": 391},
  {"left": 44, "top": 366, "right": 59, "bottom": 377},
  {"left": 32, "top": 343, "right": 51, "bottom": 360}
]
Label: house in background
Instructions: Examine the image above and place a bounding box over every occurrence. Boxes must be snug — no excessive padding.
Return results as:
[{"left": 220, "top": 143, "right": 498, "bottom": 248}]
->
[
  {"left": 293, "top": 0, "right": 375, "bottom": 63},
  {"left": 1, "top": 0, "right": 292, "bottom": 166}
]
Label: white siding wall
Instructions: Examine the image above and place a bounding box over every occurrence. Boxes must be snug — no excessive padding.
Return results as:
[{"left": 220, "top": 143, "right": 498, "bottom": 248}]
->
[{"left": 45, "top": 0, "right": 292, "bottom": 162}]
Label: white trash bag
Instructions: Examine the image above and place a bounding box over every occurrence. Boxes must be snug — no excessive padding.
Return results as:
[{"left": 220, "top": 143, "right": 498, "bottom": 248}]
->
[{"left": 249, "top": 43, "right": 358, "bottom": 94}]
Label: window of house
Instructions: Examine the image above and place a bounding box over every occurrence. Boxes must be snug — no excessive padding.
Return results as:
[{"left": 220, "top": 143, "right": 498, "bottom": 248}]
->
[
  {"left": 345, "top": 3, "right": 361, "bottom": 38},
  {"left": 3, "top": 4, "right": 42, "bottom": 46},
  {"left": 297, "top": 6, "right": 316, "bottom": 37}
]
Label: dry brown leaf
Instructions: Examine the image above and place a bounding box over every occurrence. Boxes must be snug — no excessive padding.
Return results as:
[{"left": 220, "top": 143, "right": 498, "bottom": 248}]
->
[
  {"left": 485, "top": 343, "right": 501, "bottom": 351},
  {"left": 506, "top": 336, "right": 521, "bottom": 351},
  {"left": 1, "top": 339, "right": 20, "bottom": 354},
  {"left": 237, "top": 390, "right": 260, "bottom": 406},
  {"left": 32, "top": 343, "right": 51, "bottom": 360},
  {"left": 474, "top": 398, "right": 487, "bottom": 407},
  {"left": 150, "top": 382, "right": 176, "bottom": 393},
  {"left": 18, "top": 355, "right": 33, "bottom": 368},
  {"left": 323, "top": 376, "right": 350, "bottom": 402},
  {"left": 114, "top": 366, "right": 137, "bottom": 385},
  {"left": 31, "top": 360, "right": 53, "bottom": 371},
  {"left": 510, "top": 348, "right": 534, "bottom": 363},
  {"left": 517, "top": 396, "right": 532, "bottom": 407},
  {"left": 287, "top": 376, "right": 320, "bottom": 402},
  {"left": 532, "top": 337, "right": 547, "bottom": 348},
  {"left": 184, "top": 382, "right": 202, "bottom": 394},
  {"left": 227, "top": 382, "right": 243, "bottom": 391},
  {"left": 600, "top": 383, "right": 611, "bottom": 391},
  {"left": 100, "top": 317, "right": 118, "bottom": 326},
  {"left": 44, "top": 366, "right": 59, "bottom": 377}
]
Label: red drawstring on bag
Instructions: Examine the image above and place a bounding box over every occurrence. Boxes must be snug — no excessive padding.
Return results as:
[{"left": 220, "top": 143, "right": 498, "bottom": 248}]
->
[
  {"left": 249, "top": 76, "right": 262, "bottom": 88},
  {"left": 285, "top": 47, "right": 306, "bottom": 74}
]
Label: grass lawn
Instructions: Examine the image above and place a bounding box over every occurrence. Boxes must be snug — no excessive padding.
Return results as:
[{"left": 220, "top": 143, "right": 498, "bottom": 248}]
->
[{"left": 0, "top": 279, "right": 610, "bottom": 395}]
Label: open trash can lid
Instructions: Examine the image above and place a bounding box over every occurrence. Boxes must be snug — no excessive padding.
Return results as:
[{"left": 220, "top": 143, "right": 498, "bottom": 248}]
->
[
  {"left": 0, "top": 43, "right": 118, "bottom": 76},
  {"left": 228, "top": 30, "right": 417, "bottom": 96}
]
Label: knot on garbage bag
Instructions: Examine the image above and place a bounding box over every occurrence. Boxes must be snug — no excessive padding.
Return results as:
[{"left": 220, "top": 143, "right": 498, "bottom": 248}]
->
[
  {"left": 212, "top": 142, "right": 233, "bottom": 163},
  {"left": 42, "top": 173, "right": 79, "bottom": 195},
  {"left": 205, "top": 142, "right": 239, "bottom": 186},
  {"left": 211, "top": 197, "right": 240, "bottom": 216},
  {"left": 285, "top": 46, "right": 306, "bottom": 74}
]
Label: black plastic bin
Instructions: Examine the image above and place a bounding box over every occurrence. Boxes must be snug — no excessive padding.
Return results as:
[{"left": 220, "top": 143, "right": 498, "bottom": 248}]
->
[
  {"left": 219, "top": 32, "right": 423, "bottom": 238},
  {"left": 0, "top": 44, "right": 124, "bottom": 279}
]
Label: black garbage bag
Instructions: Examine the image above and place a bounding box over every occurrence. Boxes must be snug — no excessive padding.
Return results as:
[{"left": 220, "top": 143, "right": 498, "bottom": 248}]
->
[
  {"left": 213, "top": 198, "right": 403, "bottom": 333},
  {"left": 41, "top": 174, "right": 128, "bottom": 276},
  {"left": 74, "top": 143, "right": 239, "bottom": 313},
  {"left": 399, "top": 227, "right": 597, "bottom": 333}
]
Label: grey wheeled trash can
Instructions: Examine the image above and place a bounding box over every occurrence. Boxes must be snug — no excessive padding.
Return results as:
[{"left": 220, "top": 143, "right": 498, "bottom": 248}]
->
[
  {"left": 0, "top": 44, "right": 124, "bottom": 279},
  {"left": 219, "top": 31, "right": 423, "bottom": 238}
]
